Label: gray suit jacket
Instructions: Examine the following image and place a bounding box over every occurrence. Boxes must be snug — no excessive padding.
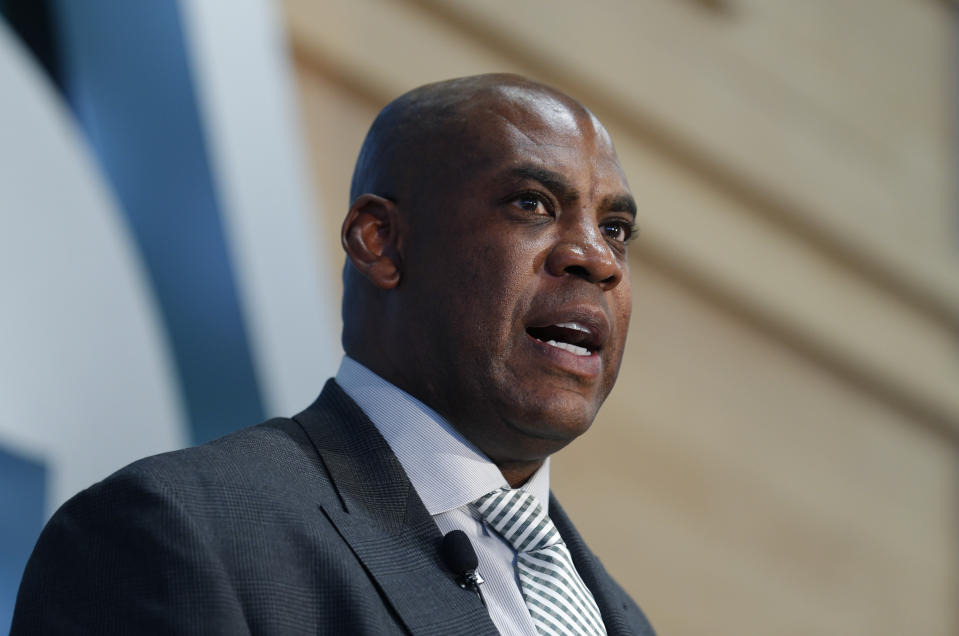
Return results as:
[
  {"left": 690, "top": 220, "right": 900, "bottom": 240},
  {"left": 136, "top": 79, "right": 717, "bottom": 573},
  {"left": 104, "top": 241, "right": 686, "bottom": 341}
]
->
[{"left": 13, "top": 380, "right": 655, "bottom": 634}]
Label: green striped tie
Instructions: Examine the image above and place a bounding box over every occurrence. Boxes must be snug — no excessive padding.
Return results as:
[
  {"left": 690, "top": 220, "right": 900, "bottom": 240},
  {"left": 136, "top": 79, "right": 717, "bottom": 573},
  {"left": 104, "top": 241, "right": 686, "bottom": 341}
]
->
[{"left": 475, "top": 488, "right": 606, "bottom": 636}]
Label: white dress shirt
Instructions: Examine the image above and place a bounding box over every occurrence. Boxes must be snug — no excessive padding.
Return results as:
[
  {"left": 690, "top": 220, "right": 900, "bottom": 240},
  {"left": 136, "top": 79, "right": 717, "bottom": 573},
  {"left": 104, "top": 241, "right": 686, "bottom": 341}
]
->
[{"left": 336, "top": 356, "right": 548, "bottom": 636}]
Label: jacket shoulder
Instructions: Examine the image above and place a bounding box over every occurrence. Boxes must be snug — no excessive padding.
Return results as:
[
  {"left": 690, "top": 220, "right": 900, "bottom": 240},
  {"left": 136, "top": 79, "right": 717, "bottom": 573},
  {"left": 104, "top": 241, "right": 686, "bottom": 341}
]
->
[
  {"left": 110, "top": 416, "right": 331, "bottom": 499},
  {"left": 11, "top": 404, "right": 405, "bottom": 634}
]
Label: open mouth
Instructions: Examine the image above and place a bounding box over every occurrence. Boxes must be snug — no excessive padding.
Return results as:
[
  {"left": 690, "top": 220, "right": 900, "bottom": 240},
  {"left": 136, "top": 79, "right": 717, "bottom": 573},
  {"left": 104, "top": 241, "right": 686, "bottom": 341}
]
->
[{"left": 525, "top": 322, "right": 600, "bottom": 357}]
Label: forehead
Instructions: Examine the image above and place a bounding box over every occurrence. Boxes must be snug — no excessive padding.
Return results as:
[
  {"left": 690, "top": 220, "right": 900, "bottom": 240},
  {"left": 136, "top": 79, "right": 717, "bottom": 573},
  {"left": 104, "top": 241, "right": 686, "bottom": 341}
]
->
[{"left": 455, "top": 87, "right": 628, "bottom": 188}]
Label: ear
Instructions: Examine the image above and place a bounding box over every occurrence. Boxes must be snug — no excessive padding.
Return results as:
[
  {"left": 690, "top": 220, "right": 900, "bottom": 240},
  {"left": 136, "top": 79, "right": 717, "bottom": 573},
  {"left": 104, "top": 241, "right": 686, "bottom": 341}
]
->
[{"left": 341, "top": 194, "right": 403, "bottom": 289}]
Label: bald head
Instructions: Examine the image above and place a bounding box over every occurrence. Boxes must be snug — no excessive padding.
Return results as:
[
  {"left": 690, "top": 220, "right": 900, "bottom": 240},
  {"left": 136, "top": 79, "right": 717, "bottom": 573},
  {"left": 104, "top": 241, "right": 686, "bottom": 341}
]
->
[
  {"left": 349, "top": 73, "right": 597, "bottom": 205},
  {"left": 342, "top": 74, "right": 618, "bottom": 338},
  {"left": 339, "top": 74, "right": 633, "bottom": 482}
]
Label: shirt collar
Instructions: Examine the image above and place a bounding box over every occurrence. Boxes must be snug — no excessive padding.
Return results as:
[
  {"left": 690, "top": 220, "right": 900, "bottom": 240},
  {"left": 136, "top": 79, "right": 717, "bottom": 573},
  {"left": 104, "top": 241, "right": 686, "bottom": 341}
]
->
[{"left": 335, "top": 356, "right": 550, "bottom": 515}]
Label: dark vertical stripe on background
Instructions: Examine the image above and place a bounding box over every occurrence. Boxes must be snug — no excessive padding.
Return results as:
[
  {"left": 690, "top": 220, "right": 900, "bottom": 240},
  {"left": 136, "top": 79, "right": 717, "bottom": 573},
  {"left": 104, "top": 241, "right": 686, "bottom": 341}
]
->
[
  {"left": 0, "top": 446, "right": 45, "bottom": 633},
  {"left": 0, "top": 0, "right": 63, "bottom": 89},
  {"left": 50, "top": 0, "right": 265, "bottom": 443}
]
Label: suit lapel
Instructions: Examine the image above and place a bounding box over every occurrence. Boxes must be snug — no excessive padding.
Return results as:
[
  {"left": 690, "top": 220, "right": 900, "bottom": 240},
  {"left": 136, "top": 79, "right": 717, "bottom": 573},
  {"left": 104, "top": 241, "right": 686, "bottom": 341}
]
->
[
  {"left": 549, "top": 493, "right": 638, "bottom": 636},
  {"left": 295, "top": 381, "right": 497, "bottom": 635}
]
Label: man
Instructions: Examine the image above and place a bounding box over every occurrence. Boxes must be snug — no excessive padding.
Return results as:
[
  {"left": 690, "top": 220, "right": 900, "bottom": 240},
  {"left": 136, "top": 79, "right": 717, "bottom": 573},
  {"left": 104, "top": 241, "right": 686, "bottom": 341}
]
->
[{"left": 13, "top": 74, "right": 654, "bottom": 635}]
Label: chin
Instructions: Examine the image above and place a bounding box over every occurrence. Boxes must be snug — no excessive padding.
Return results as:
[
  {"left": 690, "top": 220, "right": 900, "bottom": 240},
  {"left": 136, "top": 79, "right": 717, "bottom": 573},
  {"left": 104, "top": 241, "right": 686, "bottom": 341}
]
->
[{"left": 503, "top": 391, "right": 600, "bottom": 447}]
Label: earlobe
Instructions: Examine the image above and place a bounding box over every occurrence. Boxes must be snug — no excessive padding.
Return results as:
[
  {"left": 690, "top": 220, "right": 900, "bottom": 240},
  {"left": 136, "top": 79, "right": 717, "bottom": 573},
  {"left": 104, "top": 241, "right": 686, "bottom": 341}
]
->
[{"left": 341, "top": 194, "right": 402, "bottom": 289}]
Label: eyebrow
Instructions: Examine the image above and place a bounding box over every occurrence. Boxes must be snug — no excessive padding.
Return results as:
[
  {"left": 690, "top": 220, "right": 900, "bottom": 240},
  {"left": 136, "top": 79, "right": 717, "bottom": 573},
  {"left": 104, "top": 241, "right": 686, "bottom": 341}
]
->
[{"left": 506, "top": 165, "right": 637, "bottom": 219}]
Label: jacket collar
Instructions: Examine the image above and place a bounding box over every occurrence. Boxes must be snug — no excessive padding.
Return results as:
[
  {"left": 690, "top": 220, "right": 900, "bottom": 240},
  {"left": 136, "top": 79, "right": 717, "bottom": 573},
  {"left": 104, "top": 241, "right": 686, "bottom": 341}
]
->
[{"left": 294, "top": 380, "right": 498, "bottom": 635}]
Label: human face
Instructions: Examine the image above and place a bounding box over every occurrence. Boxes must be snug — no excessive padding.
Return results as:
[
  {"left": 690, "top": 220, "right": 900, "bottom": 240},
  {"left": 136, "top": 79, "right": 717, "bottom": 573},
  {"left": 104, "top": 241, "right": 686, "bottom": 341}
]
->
[{"left": 392, "top": 90, "right": 635, "bottom": 466}]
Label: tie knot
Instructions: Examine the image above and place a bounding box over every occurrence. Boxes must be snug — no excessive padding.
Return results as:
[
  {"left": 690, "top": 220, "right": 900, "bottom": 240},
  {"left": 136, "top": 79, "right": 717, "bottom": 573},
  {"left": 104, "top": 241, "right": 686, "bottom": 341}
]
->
[{"left": 474, "top": 488, "right": 561, "bottom": 554}]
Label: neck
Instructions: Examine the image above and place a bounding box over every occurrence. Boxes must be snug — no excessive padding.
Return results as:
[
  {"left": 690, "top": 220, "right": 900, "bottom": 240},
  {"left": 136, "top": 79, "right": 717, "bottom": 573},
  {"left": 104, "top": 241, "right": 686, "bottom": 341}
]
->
[{"left": 497, "top": 459, "right": 544, "bottom": 488}]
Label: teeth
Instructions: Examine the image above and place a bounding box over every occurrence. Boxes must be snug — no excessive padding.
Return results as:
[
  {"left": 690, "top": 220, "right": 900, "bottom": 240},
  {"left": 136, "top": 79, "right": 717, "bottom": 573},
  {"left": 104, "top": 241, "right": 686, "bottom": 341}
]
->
[
  {"left": 555, "top": 321, "right": 590, "bottom": 333},
  {"left": 545, "top": 339, "right": 591, "bottom": 357}
]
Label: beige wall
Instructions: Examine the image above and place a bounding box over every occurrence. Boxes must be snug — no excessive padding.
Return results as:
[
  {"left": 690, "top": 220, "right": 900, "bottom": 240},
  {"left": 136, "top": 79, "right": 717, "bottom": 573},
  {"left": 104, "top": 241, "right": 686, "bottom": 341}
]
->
[{"left": 281, "top": 1, "right": 959, "bottom": 634}]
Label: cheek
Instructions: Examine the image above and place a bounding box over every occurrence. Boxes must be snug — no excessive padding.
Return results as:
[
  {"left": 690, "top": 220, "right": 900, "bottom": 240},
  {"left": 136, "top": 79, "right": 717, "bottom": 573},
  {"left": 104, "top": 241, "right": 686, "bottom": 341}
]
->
[
  {"left": 470, "top": 238, "right": 541, "bottom": 295},
  {"left": 614, "top": 267, "right": 633, "bottom": 323},
  {"left": 618, "top": 287, "right": 633, "bottom": 330},
  {"left": 607, "top": 282, "right": 633, "bottom": 364},
  {"left": 453, "top": 253, "right": 540, "bottom": 358}
]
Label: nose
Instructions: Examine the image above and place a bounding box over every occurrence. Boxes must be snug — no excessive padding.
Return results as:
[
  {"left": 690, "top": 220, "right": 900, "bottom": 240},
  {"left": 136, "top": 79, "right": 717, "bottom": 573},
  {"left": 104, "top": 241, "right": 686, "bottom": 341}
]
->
[{"left": 545, "top": 224, "right": 624, "bottom": 291}]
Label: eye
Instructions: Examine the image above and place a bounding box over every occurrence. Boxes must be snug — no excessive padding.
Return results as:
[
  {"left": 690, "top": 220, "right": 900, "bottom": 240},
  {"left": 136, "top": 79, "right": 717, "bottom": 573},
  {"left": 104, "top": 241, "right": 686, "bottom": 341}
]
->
[
  {"left": 513, "top": 192, "right": 552, "bottom": 216},
  {"left": 601, "top": 219, "right": 636, "bottom": 244}
]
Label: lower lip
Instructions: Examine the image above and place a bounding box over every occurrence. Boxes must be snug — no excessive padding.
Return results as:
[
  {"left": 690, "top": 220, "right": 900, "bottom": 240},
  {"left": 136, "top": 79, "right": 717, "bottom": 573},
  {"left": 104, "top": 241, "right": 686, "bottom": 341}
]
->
[{"left": 525, "top": 333, "right": 602, "bottom": 378}]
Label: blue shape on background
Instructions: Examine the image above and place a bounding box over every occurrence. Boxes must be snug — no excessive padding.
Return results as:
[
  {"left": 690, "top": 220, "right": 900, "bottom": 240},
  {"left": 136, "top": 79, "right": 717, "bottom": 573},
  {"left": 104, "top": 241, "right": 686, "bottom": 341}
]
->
[
  {"left": 0, "top": 446, "right": 46, "bottom": 633},
  {"left": 1, "top": 1, "right": 272, "bottom": 627},
  {"left": 51, "top": 0, "right": 266, "bottom": 444}
]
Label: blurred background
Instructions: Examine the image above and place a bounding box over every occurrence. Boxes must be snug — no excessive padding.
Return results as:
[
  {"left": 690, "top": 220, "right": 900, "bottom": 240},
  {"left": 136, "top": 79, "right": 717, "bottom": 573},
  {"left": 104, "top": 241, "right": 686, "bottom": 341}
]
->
[{"left": 1, "top": 1, "right": 956, "bottom": 634}]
